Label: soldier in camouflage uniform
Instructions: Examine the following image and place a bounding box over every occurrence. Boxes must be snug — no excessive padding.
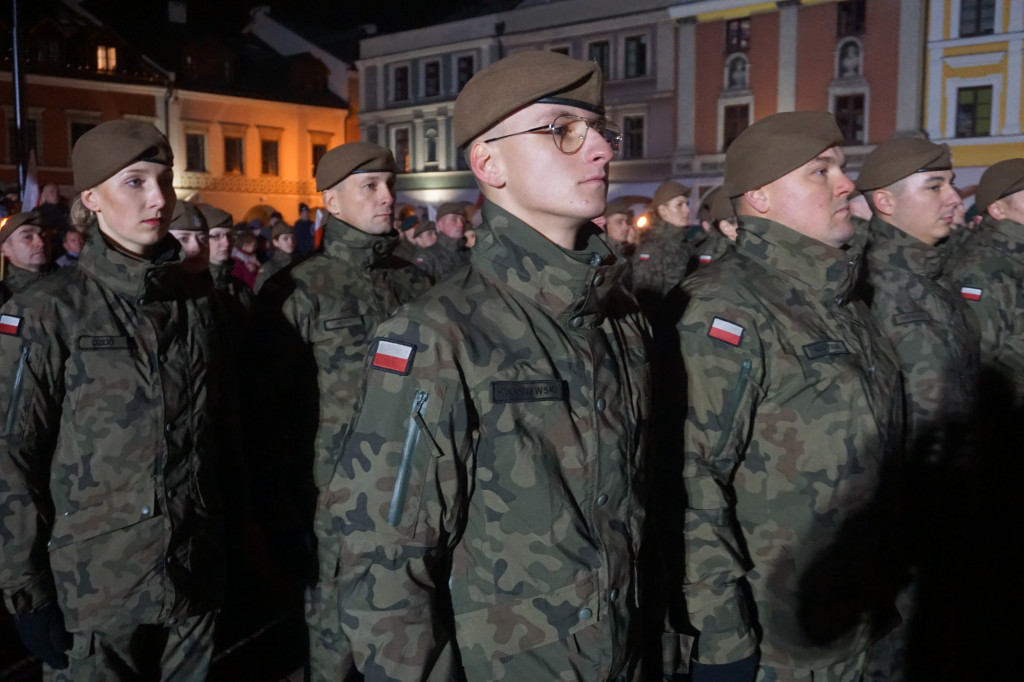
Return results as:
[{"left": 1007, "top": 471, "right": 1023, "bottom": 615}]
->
[
  {"left": 674, "top": 112, "right": 904, "bottom": 681},
  {"left": 692, "top": 186, "right": 736, "bottom": 268},
  {"left": 418, "top": 201, "right": 471, "bottom": 282},
  {"left": 0, "top": 120, "right": 226, "bottom": 679},
  {"left": 256, "top": 141, "right": 429, "bottom": 682},
  {"left": 0, "top": 211, "right": 52, "bottom": 304},
  {"left": 200, "top": 203, "right": 254, "bottom": 311},
  {"left": 322, "top": 51, "right": 650, "bottom": 681},
  {"left": 255, "top": 221, "right": 297, "bottom": 294},
  {"left": 948, "top": 158, "right": 1024, "bottom": 399},
  {"left": 632, "top": 180, "right": 695, "bottom": 305}
]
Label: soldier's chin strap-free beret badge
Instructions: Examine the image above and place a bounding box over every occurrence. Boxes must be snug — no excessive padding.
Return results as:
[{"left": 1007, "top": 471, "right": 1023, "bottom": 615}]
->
[
  {"left": 72, "top": 119, "right": 173, "bottom": 194},
  {"left": 315, "top": 142, "right": 397, "bottom": 192},
  {"left": 454, "top": 51, "right": 604, "bottom": 149}
]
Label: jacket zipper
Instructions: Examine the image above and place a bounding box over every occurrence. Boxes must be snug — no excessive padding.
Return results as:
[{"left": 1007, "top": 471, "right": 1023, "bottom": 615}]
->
[
  {"left": 5, "top": 347, "right": 30, "bottom": 434},
  {"left": 709, "top": 359, "right": 752, "bottom": 460},
  {"left": 388, "top": 390, "right": 429, "bottom": 526}
]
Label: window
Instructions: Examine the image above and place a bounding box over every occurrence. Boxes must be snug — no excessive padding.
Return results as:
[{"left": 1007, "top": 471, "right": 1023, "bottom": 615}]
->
[
  {"left": 261, "top": 140, "right": 279, "bottom": 176},
  {"left": 392, "top": 65, "right": 409, "bottom": 102},
  {"left": 834, "top": 94, "right": 865, "bottom": 144},
  {"left": 621, "top": 116, "right": 644, "bottom": 160},
  {"left": 96, "top": 45, "right": 117, "bottom": 72},
  {"left": 185, "top": 133, "right": 206, "bottom": 172},
  {"left": 37, "top": 39, "right": 60, "bottom": 64},
  {"left": 6, "top": 118, "right": 38, "bottom": 165},
  {"left": 224, "top": 136, "right": 244, "bottom": 174},
  {"left": 726, "top": 19, "right": 750, "bottom": 53},
  {"left": 837, "top": 0, "right": 866, "bottom": 37},
  {"left": 394, "top": 127, "right": 410, "bottom": 172},
  {"left": 70, "top": 121, "right": 96, "bottom": 149},
  {"left": 424, "top": 127, "right": 438, "bottom": 169},
  {"left": 456, "top": 55, "right": 474, "bottom": 91},
  {"left": 959, "top": 0, "right": 995, "bottom": 38},
  {"left": 836, "top": 39, "right": 862, "bottom": 79},
  {"left": 723, "top": 104, "right": 750, "bottom": 152},
  {"left": 588, "top": 41, "right": 610, "bottom": 78},
  {"left": 624, "top": 36, "right": 647, "bottom": 78},
  {"left": 312, "top": 143, "right": 327, "bottom": 176},
  {"left": 424, "top": 60, "right": 441, "bottom": 97},
  {"left": 956, "top": 86, "right": 992, "bottom": 137}
]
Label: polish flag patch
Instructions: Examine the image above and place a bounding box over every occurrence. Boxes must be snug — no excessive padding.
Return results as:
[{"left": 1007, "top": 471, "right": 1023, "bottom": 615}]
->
[
  {"left": 0, "top": 314, "right": 22, "bottom": 336},
  {"left": 370, "top": 339, "right": 416, "bottom": 375},
  {"left": 699, "top": 254, "right": 712, "bottom": 264},
  {"left": 960, "top": 286, "right": 982, "bottom": 301},
  {"left": 638, "top": 253, "right": 651, "bottom": 261},
  {"left": 708, "top": 316, "right": 744, "bottom": 346}
]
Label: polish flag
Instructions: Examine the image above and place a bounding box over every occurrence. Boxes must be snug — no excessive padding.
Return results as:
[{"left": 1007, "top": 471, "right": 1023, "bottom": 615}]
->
[
  {"left": 638, "top": 253, "right": 651, "bottom": 261},
  {"left": 0, "top": 314, "right": 22, "bottom": 336},
  {"left": 371, "top": 339, "right": 415, "bottom": 374},
  {"left": 699, "top": 254, "right": 712, "bottom": 264},
  {"left": 960, "top": 287, "right": 982, "bottom": 301},
  {"left": 708, "top": 317, "right": 744, "bottom": 346}
]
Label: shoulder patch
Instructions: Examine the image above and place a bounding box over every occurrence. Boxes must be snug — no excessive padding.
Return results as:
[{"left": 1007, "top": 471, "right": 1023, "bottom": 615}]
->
[
  {"left": 0, "top": 314, "right": 22, "bottom": 336},
  {"left": 960, "top": 286, "right": 982, "bottom": 301},
  {"left": 370, "top": 338, "right": 416, "bottom": 375},
  {"left": 638, "top": 253, "right": 651, "bottom": 262},
  {"left": 699, "top": 254, "right": 712, "bottom": 264},
  {"left": 708, "top": 316, "right": 744, "bottom": 346}
]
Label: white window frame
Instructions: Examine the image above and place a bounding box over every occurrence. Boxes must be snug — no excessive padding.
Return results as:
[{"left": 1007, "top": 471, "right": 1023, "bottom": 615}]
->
[
  {"left": 951, "top": 0, "right": 1003, "bottom": 39},
  {"left": 619, "top": 113, "right": 647, "bottom": 160},
  {"left": 451, "top": 52, "right": 477, "bottom": 94},
  {"left": 829, "top": 87, "right": 871, "bottom": 145},
  {"left": 182, "top": 119, "right": 211, "bottom": 174},
  {"left": 420, "top": 58, "right": 442, "bottom": 99},
  {"left": 945, "top": 74, "right": 1002, "bottom": 139},
  {"left": 389, "top": 62, "right": 412, "bottom": 104},
  {"left": 586, "top": 37, "right": 613, "bottom": 80},
  {"left": 621, "top": 32, "right": 651, "bottom": 79},
  {"left": 717, "top": 95, "right": 754, "bottom": 153},
  {"left": 834, "top": 37, "right": 864, "bottom": 80},
  {"left": 390, "top": 124, "right": 412, "bottom": 172},
  {"left": 723, "top": 53, "right": 751, "bottom": 91}
]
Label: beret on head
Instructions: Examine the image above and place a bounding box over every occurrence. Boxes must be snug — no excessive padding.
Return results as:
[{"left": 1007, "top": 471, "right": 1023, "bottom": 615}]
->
[
  {"left": 604, "top": 197, "right": 634, "bottom": 218},
  {"left": 436, "top": 202, "right": 465, "bottom": 220},
  {"left": 169, "top": 201, "right": 208, "bottom": 232},
  {"left": 856, "top": 138, "right": 952, "bottom": 192},
  {"left": 199, "top": 204, "right": 233, "bottom": 229},
  {"left": 697, "top": 186, "right": 734, "bottom": 225},
  {"left": 0, "top": 210, "right": 43, "bottom": 247},
  {"left": 315, "top": 142, "right": 396, "bottom": 191},
  {"left": 976, "top": 158, "right": 1024, "bottom": 214},
  {"left": 414, "top": 220, "right": 437, "bottom": 237},
  {"left": 299, "top": 202, "right": 310, "bottom": 213},
  {"left": 272, "top": 222, "right": 293, "bottom": 240},
  {"left": 652, "top": 181, "right": 691, "bottom": 209},
  {"left": 72, "top": 119, "right": 172, "bottom": 193},
  {"left": 454, "top": 51, "right": 604, "bottom": 149},
  {"left": 724, "top": 111, "right": 843, "bottom": 197}
]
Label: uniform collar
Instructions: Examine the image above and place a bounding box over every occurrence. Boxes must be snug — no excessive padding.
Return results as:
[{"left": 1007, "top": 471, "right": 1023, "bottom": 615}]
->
[
  {"left": 321, "top": 213, "right": 399, "bottom": 268},
  {"left": 79, "top": 232, "right": 210, "bottom": 301},
  {"left": 866, "top": 216, "right": 945, "bottom": 277},
  {"left": 983, "top": 217, "right": 1024, "bottom": 255},
  {"left": 472, "top": 200, "right": 627, "bottom": 323},
  {"left": 2, "top": 263, "right": 48, "bottom": 292},
  {"left": 736, "top": 215, "right": 863, "bottom": 303}
]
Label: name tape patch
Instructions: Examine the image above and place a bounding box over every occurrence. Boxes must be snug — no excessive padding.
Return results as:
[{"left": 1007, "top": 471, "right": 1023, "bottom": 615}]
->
[
  {"left": 960, "top": 286, "right": 982, "bottom": 301},
  {"left": 803, "top": 340, "right": 850, "bottom": 360},
  {"left": 78, "top": 336, "right": 132, "bottom": 350},
  {"left": 370, "top": 339, "right": 416, "bottom": 375},
  {"left": 324, "top": 316, "right": 362, "bottom": 332},
  {"left": 708, "top": 317, "right": 744, "bottom": 346},
  {"left": 0, "top": 314, "right": 22, "bottom": 336},
  {"left": 892, "top": 311, "right": 932, "bottom": 326},
  {"left": 491, "top": 380, "right": 566, "bottom": 403}
]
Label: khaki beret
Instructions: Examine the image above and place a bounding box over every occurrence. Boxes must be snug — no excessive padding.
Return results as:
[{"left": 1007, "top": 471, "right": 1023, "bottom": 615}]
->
[
  {"left": 724, "top": 111, "right": 843, "bottom": 197},
  {"left": 976, "top": 158, "right": 1024, "bottom": 214},
  {"left": 271, "top": 222, "right": 293, "bottom": 240},
  {"left": 199, "top": 204, "right": 233, "bottom": 229},
  {"left": 169, "top": 201, "right": 208, "bottom": 232},
  {"left": 315, "top": 142, "right": 396, "bottom": 191},
  {"left": 436, "top": 202, "right": 465, "bottom": 220},
  {"left": 856, "top": 138, "right": 952, "bottom": 192},
  {"left": 454, "top": 51, "right": 604, "bottom": 149},
  {"left": 72, "top": 119, "right": 173, "bottom": 193},
  {"left": 414, "top": 220, "right": 437, "bottom": 237},
  {"left": 697, "top": 186, "right": 734, "bottom": 225},
  {"left": 652, "top": 181, "right": 691, "bottom": 209},
  {"left": 604, "top": 197, "right": 634, "bottom": 218},
  {"left": 0, "top": 210, "right": 43, "bottom": 247}
]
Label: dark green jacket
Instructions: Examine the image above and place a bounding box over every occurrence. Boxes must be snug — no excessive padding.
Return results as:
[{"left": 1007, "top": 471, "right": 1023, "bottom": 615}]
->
[{"left": 0, "top": 264, "right": 50, "bottom": 306}]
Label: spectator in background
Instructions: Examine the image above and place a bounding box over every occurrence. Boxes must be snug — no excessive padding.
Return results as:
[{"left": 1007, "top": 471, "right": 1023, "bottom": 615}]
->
[
  {"left": 0, "top": 211, "right": 51, "bottom": 304},
  {"left": 294, "top": 203, "right": 316, "bottom": 258},
  {"left": 232, "top": 231, "right": 260, "bottom": 290},
  {"left": 55, "top": 228, "right": 85, "bottom": 268}
]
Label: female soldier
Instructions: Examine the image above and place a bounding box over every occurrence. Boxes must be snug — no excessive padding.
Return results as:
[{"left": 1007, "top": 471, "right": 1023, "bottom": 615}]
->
[{"left": 0, "top": 119, "right": 226, "bottom": 679}]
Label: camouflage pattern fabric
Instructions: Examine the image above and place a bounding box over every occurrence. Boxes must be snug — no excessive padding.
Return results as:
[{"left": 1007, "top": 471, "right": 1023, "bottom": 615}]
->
[
  {"left": 210, "top": 258, "right": 255, "bottom": 312},
  {"left": 948, "top": 217, "right": 1024, "bottom": 399},
  {"left": 254, "top": 249, "right": 295, "bottom": 294},
  {"left": 862, "top": 216, "right": 979, "bottom": 447},
  {"left": 631, "top": 220, "right": 694, "bottom": 300},
  {"left": 0, "top": 233, "right": 226, "bottom": 635},
  {"left": 0, "top": 265, "right": 51, "bottom": 306},
  {"left": 417, "top": 232, "right": 472, "bottom": 283},
  {"left": 691, "top": 229, "right": 733, "bottom": 269},
  {"left": 257, "top": 213, "right": 429, "bottom": 682},
  {"left": 321, "top": 200, "right": 651, "bottom": 681},
  {"left": 676, "top": 216, "right": 904, "bottom": 677}
]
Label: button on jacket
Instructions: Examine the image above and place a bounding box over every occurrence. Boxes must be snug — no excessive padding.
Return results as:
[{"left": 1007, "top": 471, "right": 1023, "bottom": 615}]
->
[{"left": 326, "top": 200, "right": 651, "bottom": 681}]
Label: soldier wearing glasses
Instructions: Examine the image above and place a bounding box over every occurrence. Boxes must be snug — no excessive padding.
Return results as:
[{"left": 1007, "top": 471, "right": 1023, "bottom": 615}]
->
[{"left": 323, "top": 51, "right": 652, "bottom": 681}]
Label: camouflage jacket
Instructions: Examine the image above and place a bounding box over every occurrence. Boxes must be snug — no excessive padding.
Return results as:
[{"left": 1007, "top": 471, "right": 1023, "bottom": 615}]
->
[
  {"left": 677, "top": 216, "right": 903, "bottom": 672},
  {"left": 948, "top": 217, "right": 1024, "bottom": 398},
  {"left": 0, "top": 265, "right": 50, "bottom": 306},
  {"left": 419, "top": 232, "right": 472, "bottom": 283},
  {"left": 691, "top": 229, "right": 733, "bottom": 268},
  {"left": 211, "top": 258, "right": 254, "bottom": 312},
  {"left": 631, "top": 220, "right": 694, "bottom": 300},
  {"left": 0, "top": 234, "right": 226, "bottom": 631},
  {"left": 862, "top": 217, "right": 979, "bottom": 446},
  {"left": 324, "top": 200, "right": 651, "bottom": 681},
  {"left": 255, "top": 249, "right": 295, "bottom": 294},
  {"left": 267, "top": 214, "right": 430, "bottom": 489}
]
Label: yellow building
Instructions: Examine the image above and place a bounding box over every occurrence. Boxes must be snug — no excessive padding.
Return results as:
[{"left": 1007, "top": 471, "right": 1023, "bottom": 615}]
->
[{"left": 926, "top": 0, "right": 1024, "bottom": 183}]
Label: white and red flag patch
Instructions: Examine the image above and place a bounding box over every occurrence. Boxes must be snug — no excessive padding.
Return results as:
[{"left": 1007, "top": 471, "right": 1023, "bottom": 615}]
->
[
  {"left": 960, "top": 286, "right": 982, "bottom": 301},
  {"left": 699, "top": 254, "right": 712, "bottom": 264},
  {"left": 638, "top": 253, "right": 651, "bottom": 262},
  {"left": 371, "top": 339, "right": 416, "bottom": 375},
  {"left": 708, "top": 316, "right": 744, "bottom": 346},
  {"left": 0, "top": 314, "right": 22, "bottom": 336}
]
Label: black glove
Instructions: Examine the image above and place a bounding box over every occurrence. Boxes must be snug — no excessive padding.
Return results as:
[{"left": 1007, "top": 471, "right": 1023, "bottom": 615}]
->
[
  {"left": 14, "top": 602, "right": 72, "bottom": 670},
  {"left": 689, "top": 654, "right": 758, "bottom": 682}
]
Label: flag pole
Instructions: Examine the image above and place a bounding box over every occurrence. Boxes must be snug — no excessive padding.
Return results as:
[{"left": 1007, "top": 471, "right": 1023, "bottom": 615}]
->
[{"left": 12, "top": 0, "right": 29, "bottom": 198}]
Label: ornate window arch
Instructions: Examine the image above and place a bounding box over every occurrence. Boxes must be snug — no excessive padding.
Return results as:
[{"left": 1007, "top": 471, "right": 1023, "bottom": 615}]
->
[
  {"left": 835, "top": 37, "right": 863, "bottom": 80},
  {"left": 723, "top": 53, "right": 750, "bottom": 91}
]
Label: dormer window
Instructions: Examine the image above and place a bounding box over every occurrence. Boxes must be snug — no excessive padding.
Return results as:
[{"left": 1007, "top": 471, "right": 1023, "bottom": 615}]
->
[{"left": 96, "top": 45, "right": 117, "bottom": 72}]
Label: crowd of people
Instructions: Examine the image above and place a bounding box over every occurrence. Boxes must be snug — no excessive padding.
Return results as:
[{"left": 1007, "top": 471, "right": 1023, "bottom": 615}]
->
[{"left": 0, "top": 49, "right": 1020, "bottom": 682}]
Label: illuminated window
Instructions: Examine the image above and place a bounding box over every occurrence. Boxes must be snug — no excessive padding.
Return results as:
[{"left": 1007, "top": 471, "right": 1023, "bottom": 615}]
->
[{"left": 96, "top": 45, "right": 117, "bottom": 72}]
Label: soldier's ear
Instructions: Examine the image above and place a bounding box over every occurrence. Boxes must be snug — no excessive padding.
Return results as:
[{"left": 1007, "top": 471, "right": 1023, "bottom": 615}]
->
[
  {"left": 872, "top": 189, "right": 896, "bottom": 217},
  {"left": 80, "top": 187, "right": 102, "bottom": 213},
  {"left": 742, "top": 187, "right": 770, "bottom": 215},
  {"left": 469, "top": 141, "right": 505, "bottom": 190},
  {"left": 988, "top": 200, "right": 1007, "bottom": 221}
]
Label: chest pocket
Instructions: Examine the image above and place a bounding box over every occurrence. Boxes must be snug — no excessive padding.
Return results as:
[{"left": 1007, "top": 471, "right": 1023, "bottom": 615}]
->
[
  {"left": 310, "top": 315, "right": 370, "bottom": 374},
  {"left": 795, "top": 338, "right": 863, "bottom": 389},
  {"left": 69, "top": 335, "right": 141, "bottom": 412}
]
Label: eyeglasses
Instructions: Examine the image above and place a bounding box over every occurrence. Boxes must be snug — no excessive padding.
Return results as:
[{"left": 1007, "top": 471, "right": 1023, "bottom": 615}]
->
[{"left": 484, "top": 115, "right": 623, "bottom": 155}]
